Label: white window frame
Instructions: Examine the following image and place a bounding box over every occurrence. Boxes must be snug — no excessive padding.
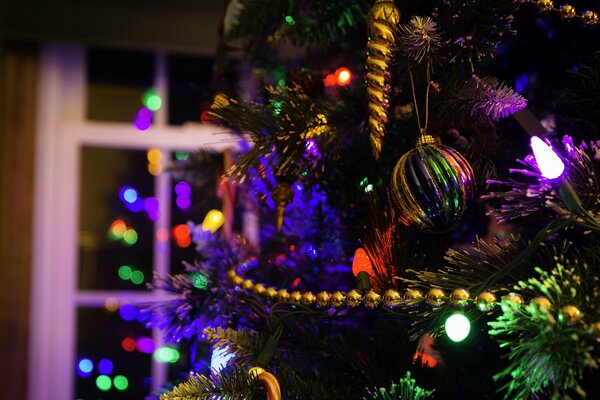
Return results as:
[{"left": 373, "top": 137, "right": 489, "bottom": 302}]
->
[{"left": 29, "top": 44, "right": 239, "bottom": 400}]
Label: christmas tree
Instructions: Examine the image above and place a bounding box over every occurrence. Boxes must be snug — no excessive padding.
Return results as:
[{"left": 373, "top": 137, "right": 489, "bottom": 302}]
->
[{"left": 146, "top": 1, "right": 600, "bottom": 399}]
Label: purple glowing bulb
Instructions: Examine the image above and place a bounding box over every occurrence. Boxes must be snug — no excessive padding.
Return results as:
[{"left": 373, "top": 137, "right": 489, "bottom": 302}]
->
[{"left": 530, "top": 136, "right": 565, "bottom": 179}]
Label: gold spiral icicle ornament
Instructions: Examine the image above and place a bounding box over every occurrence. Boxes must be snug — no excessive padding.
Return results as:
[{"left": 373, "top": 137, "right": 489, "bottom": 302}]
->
[{"left": 366, "top": 0, "right": 401, "bottom": 159}]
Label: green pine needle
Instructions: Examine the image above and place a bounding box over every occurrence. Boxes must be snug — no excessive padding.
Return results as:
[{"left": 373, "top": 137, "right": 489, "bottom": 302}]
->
[{"left": 366, "top": 371, "right": 435, "bottom": 400}]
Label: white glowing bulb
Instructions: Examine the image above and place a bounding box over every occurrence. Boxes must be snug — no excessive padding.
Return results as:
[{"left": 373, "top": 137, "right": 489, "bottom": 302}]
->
[
  {"left": 530, "top": 136, "right": 565, "bottom": 179},
  {"left": 445, "top": 313, "right": 471, "bottom": 343}
]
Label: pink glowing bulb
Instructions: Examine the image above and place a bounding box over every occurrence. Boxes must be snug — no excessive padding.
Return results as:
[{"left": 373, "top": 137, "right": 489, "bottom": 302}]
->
[{"left": 530, "top": 136, "right": 565, "bottom": 179}]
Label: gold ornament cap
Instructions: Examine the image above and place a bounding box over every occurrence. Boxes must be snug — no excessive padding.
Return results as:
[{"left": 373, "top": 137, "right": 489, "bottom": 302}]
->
[
  {"left": 242, "top": 279, "right": 255, "bottom": 291},
  {"left": 252, "top": 283, "right": 267, "bottom": 295},
  {"left": 559, "top": 4, "right": 576, "bottom": 19},
  {"left": 265, "top": 287, "right": 278, "bottom": 300}
]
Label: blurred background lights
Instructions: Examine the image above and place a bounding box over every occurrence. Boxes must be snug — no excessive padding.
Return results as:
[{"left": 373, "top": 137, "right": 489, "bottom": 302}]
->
[
  {"left": 335, "top": 67, "right": 352, "bottom": 85},
  {"left": 210, "top": 346, "right": 234, "bottom": 372},
  {"left": 175, "top": 181, "right": 191, "bottom": 196},
  {"left": 113, "top": 375, "right": 129, "bottom": 391},
  {"left": 133, "top": 107, "right": 152, "bottom": 131},
  {"left": 154, "top": 347, "right": 180, "bottom": 363},
  {"left": 190, "top": 272, "right": 208, "bottom": 290},
  {"left": 156, "top": 227, "right": 169, "bottom": 242},
  {"left": 78, "top": 358, "right": 94, "bottom": 374},
  {"left": 96, "top": 375, "right": 112, "bottom": 391},
  {"left": 119, "top": 186, "right": 138, "bottom": 204},
  {"left": 98, "top": 359, "right": 114, "bottom": 375},
  {"left": 175, "top": 196, "right": 191, "bottom": 210},
  {"left": 121, "top": 337, "right": 136, "bottom": 352},
  {"left": 130, "top": 270, "right": 144, "bottom": 285},
  {"left": 119, "top": 304, "right": 136, "bottom": 321},
  {"left": 147, "top": 148, "right": 162, "bottom": 164},
  {"left": 118, "top": 265, "right": 133, "bottom": 280},
  {"left": 173, "top": 224, "right": 191, "bottom": 248},
  {"left": 109, "top": 219, "right": 127, "bottom": 240},
  {"left": 122, "top": 229, "right": 138, "bottom": 245},
  {"left": 142, "top": 89, "right": 162, "bottom": 111},
  {"left": 136, "top": 336, "right": 155, "bottom": 354},
  {"left": 445, "top": 313, "right": 471, "bottom": 342},
  {"left": 174, "top": 151, "right": 190, "bottom": 161},
  {"left": 201, "top": 209, "right": 224, "bottom": 233},
  {"left": 104, "top": 297, "right": 119, "bottom": 312}
]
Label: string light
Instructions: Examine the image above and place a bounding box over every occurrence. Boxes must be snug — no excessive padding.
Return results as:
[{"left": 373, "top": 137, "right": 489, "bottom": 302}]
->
[
  {"left": 142, "top": 89, "right": 162, "bottom": 111},
  {"left": 154, "top": 347, "right": 180, "bottom": 363},
  {"left": 96, "top": 375, "right": 112, "bottom": 391},
  {"left": 530, "top": 136, "right": 565, "bottom": 179},
  {"left": 113, "top": 375, "right": 129, "bottom": 391},
  {"left": 121, "top": 337, "right": 136, "bottom": 352},
  {"left": 78, "top": 358, "right": 94, "bottom": 375},
  {"left": 98, "top": 359, "right": 114, "bottom": 375},
  {"left": 202, "top": 210, "right": 225, "bottom": 233},
  {"left": 444, "top": 313, "right": 471, "bottom": 342}
]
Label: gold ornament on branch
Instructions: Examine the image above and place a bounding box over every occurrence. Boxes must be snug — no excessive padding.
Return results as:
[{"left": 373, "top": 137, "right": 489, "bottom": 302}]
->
[
  {"left": 366, "top": 0, "right": 401, "bottom": 158},
  {"left": 272, "top": 179, "right": 294, "bottom": 232}
]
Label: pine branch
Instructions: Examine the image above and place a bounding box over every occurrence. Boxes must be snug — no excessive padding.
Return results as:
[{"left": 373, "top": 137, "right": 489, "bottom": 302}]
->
[
  {"left": 488, "top": 258, "right": 600, "bottom": 400},
  {"left": 159, "top": 367, "right": 261, "bottom": 400},
  {"left": 365, "top": 371, "right": 435, "bottom": 400},
  {"left": 204, "top": 327, "right": 263, "bottom": 366},
  {"left": 440, "top": 75, "right": 526, "bottom": 121},
  {"left": 399, "top": 16, "right": 442, "bottom": 64}
]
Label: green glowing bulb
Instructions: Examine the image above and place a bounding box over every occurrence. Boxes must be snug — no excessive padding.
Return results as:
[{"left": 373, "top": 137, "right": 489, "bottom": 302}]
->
[
  {"left": 142, "top": 89, "right": 162, "bottom": 111},
  {"left": 364, "top": 184, "right": 373, "bottom": 193},
  {"left": 130, "top": 270, "right": 144, "bottom": 285},
  {"left": 155, "top": 347, "right": 180, "bottom": 363},
  {"left": 113, "top": 375, "right": 129, "bottom": 391},
  {"left": 96, "top": 375, "right": 112, "bottom": 391},
  {"left": 285, "top": 15, "right": 296, "bottom": 25},
  {"left": 174, "top": 151, "right": 190, "bottom": 161},
  {"left": 118, "top": 265, "right": 132, "bottom": 280},
  {"left": 445, "top": 313, "right": 471, "bottom": 342},
  {"left": 123, "top": 229, "right": 138, "bottom": 245},
  {"left": 191, "top": 272, "right": 208, "bottom": 290}
]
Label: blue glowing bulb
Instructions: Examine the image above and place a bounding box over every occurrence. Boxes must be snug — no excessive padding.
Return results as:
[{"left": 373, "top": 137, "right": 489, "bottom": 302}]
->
[{"left": 78, "top": 358, "right": 94, "bottom": 374}]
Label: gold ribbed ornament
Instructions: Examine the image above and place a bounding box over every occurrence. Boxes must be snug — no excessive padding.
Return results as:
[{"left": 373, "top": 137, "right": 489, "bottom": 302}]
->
[
  {"left": 390, "top": 134, "right": 475, "bottom": 232},
  {"left": 233, "top": 276, "right": 244, "bottom": 286},
  {"left": 366, "top": 0, "right": 401, "bottom": 158}
]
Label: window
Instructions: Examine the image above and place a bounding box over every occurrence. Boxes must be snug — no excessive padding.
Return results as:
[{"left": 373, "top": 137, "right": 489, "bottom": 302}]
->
[{"left": 29, "top": 44, "right": 238, "bottom": 400}]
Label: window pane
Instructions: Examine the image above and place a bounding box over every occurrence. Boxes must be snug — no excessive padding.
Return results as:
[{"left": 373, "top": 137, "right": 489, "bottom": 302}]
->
[
  {"left": 167, "top": 54, "right": 215, "bottom": 125},
  {"left": 79, "top": 147, "right": 154, "bottom": 290},
  {"left": 169, "top": 151, "right": 223, "bottom": 274},
  {"left": 87, "top": 47, "right": 154, "bottom": 122},
  {"left": 75, "top": 307, "right": 152, "bottom": 399}
]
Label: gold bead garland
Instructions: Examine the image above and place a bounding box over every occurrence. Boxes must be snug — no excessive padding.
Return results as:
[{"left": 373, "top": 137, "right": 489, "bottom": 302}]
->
[
  {"left": 523, "top": 0, "right": 600, "bottom": 26},
  {"left": 226, "top": 269, "right": 589, "bottom": 328}
]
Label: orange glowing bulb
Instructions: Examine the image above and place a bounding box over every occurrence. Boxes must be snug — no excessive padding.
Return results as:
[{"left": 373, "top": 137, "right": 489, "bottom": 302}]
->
[
  {"left": 352, "top": 247, "right": 374, "bottom": 277},
  {"left": 335, "top": 67, "right": 352, "bottom": 86}
]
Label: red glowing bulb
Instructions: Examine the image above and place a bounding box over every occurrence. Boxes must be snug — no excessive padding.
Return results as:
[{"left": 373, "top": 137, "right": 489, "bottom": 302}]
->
[
  {"left": 352, "top": 247, "right": 374, "bottom": 277},
  {"left": 324, "top": 74, "right": 337, "bottom": 87},
  {"left": 335, "top": 67, "right": 352, "bottom": 86}
]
